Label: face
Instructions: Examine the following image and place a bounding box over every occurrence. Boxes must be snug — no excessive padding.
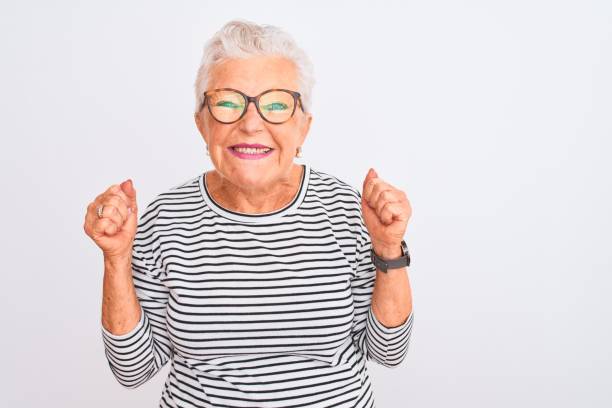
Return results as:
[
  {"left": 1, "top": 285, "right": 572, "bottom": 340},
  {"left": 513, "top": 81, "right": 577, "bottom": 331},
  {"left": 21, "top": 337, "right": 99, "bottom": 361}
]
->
[{"left": 194, "top": 56, "right": 312, "bottom": 192}]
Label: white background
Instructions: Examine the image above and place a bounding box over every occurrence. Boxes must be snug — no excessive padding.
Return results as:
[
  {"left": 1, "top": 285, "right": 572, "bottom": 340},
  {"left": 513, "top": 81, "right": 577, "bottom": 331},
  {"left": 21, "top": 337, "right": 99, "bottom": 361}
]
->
[{"left": 1, "top": 0, "right": 610, "bottom": 407}]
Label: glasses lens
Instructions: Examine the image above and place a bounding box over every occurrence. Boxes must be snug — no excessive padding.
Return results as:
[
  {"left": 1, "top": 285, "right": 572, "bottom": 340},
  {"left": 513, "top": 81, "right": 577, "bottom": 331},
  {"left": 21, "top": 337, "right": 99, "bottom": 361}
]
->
[
  {"left": 258, "top": 90, "right": 295, "bottom": 123},
  {"left": 207, "top": 90, "right": 245, "bottom": 123}
]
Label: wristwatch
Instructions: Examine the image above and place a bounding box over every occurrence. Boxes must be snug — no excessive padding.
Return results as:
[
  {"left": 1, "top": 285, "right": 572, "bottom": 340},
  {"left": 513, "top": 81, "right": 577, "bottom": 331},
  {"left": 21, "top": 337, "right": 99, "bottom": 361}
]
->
[{"left": 370, "top": 239, "right": 410, "bottom": 272}]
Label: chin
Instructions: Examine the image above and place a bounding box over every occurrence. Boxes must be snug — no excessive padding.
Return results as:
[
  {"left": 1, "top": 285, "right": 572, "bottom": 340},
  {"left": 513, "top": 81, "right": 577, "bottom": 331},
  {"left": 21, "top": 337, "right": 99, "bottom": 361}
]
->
[{"left": 232, "top": 167, "right": 273, "bottom": 185}]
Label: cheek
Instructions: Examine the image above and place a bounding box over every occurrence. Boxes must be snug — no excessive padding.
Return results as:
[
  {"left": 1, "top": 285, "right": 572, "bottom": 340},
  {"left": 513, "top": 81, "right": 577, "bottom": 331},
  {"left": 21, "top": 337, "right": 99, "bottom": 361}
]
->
[
  {"left": 275, "top": 144, "right": 298, "bottom": 160},
  {"left": 209, "top": 126, "right": 234, "bottom": 146},
  {"left": 271, "top": 130, "right": 300, "bottom": 154}
]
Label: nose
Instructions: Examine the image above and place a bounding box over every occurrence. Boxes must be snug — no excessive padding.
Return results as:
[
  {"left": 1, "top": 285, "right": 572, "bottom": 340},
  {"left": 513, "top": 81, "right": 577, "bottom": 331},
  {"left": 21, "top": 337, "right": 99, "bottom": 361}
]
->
[{"left": 239, "top": 100, "right": 265, "bottom": 134}]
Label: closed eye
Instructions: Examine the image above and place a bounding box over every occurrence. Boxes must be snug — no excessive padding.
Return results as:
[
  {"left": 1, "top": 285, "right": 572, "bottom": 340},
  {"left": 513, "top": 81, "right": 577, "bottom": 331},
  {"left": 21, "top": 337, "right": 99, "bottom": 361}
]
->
[
  {"left": 261, "top": 102, "right": 288, "bottom": 112},
  {"left": 215, "top": 100, "right": 244, "bottom": 109}
]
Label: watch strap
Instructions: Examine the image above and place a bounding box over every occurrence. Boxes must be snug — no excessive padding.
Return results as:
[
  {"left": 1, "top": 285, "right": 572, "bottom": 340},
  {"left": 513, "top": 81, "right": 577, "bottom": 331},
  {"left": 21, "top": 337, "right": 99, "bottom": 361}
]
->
[{"left": 370, "top": 239, "right": 410, "bottom": 272}]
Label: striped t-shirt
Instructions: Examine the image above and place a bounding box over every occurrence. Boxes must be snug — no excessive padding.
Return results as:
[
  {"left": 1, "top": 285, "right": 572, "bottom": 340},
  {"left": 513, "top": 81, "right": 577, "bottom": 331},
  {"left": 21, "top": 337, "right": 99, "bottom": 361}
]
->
[{"left": 101, "top": 162, "right": 414, "bottom": 408}]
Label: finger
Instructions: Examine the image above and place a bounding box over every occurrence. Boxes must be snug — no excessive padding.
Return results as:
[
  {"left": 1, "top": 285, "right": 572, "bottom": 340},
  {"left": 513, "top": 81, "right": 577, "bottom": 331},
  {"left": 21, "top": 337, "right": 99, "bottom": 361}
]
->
[
  {"left": 101, "top": 194, "right": 130, "bottom": 224},
  {"left": 119, "top": 179, "right": 137, "bottom": 210},
  {"left": 108, "top": 184, "right": 136, "bottom": 212},
  {"left": 84, "top": 204, "right": 92, "bottom": 236},
  {"left": 103, "top": 183, "right": 121, "bottom": 196},
  {"left": 362, "top": 168, "right": 378, "bottom": 200},
  {"left": 108, "top": 180, "right": 137, "bottom": 212},
  {"left": 363, "top": 175, "right": 383, "bottom": 207},
  {"left": 84, "top": 185, "right": 132, "bottom": 236},
  {"left": 92, "top": 217, "right": 120, "bottom": 237},
  {"left": 365, "top": 179, "right": 384, "bottom": 207},
  {"left": 379, "top": 203, "right": 394, "bottom": 225},
  {"left": 370, "top": 185, "right": 399, "bottom": 211},
  {"left": 96, "top": 202, "right": 125, "bottom": 227},
  {"left": 84, "top": 202, "right": 100, "bottom": 234},
  {"left": 85, "top": 200, "right": 111, "bottom": 232},
  {"left": 379, "top": 201, "right": 409, "bottom": 224},
  {"left": 89, "top": 186, "right": 118, "bottom": 218},
  {"left": 362, "top": 168, "right": 376, "bottom": 195},
  {"left": 85, "top": 189, "right": 134, "bottom": 235}
]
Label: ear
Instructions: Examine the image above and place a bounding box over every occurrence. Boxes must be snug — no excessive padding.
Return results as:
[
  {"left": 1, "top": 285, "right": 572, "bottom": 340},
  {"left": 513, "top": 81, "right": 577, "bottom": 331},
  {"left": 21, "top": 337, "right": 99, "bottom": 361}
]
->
[
  {"left": 299, "top": 112, "right": 313, "bottom": 146},
  {"left": 194, "top": 111, "right": 208, "bottom": 144}
]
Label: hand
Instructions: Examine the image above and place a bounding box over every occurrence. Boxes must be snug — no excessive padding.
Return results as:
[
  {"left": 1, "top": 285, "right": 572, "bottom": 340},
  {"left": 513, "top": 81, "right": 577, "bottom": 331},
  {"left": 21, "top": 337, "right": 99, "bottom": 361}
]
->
[
  {"left": 83, "top": 179, "right": 138, "bottom": 261},
  {"left": 361, "top": 168, "right": 412, "bottom": 258}
]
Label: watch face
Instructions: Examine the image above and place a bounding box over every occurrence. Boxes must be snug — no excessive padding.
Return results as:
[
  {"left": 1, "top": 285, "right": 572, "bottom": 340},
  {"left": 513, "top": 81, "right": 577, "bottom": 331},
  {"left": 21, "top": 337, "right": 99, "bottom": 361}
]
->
[{"left": 401, "top": 240, "right": 410, "bottom": 266}]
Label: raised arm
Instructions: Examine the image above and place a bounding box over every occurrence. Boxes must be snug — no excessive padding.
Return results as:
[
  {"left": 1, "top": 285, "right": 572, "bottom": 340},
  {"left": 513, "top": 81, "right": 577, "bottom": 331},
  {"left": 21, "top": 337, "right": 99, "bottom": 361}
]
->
[
  {"left": 350, "top": 223, "right": 414, "bottom": 368},
  {"left": 84, "top": 179, "right": 172, "bottom": 388}
]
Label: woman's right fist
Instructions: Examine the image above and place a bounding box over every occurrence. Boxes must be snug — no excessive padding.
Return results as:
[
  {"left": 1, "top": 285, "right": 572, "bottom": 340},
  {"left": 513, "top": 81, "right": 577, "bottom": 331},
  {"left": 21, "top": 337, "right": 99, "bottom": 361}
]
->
[{"left": 84, "top": 179, "right": 138, "bottom": 260}]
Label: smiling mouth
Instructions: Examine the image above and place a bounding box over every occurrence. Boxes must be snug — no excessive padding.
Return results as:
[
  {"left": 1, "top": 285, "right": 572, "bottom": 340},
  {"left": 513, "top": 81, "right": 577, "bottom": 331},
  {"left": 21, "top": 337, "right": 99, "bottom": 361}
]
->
[
  {"left": 227, "top": 146, "right": 275, "bottom": 160},
  {"left": 229, "top": 146, "right": 274, "bottom": 154}
]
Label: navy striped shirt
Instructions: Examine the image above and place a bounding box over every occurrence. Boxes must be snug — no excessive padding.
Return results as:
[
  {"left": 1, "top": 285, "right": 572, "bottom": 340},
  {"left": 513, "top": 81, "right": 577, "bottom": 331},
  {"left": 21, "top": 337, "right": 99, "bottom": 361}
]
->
[{"left": 101, "top": 163, "right": 414, "bottom": 407}]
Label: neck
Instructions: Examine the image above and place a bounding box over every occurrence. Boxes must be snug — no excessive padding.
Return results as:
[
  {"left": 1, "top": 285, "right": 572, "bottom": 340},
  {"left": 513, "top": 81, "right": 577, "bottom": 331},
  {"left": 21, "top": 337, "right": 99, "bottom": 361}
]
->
[{"left": 207, "top": 164, "right": 303, "bottom": 214}]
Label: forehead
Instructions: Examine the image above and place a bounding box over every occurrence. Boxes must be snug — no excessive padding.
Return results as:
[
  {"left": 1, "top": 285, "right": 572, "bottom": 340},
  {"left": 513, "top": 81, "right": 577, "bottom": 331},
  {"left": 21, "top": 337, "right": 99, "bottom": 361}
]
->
[{"left": 208, "top": 56, "right": 299, "bottom": 95}]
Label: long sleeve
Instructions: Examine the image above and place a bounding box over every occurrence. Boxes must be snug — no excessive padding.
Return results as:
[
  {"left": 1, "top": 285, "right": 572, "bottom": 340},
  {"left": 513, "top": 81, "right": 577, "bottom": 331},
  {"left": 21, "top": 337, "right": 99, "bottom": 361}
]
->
[
  {"left": 350, "top": 193, "right": 414, "bottom": 368},
  {"left": 100, "top": 200, "right": 173, "bottom": 388}
]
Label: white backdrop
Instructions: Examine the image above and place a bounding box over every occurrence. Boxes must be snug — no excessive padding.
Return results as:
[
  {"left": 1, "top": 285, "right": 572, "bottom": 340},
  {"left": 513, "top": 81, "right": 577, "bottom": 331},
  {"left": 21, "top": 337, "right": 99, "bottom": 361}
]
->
[{"left": 1, "top": 0, "right": 610, "bottom": 407}]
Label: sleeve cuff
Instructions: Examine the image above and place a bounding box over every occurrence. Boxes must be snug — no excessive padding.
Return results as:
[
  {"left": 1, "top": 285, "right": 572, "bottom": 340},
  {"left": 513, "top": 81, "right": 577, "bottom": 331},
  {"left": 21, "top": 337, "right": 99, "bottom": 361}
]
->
[
  {"left": 368, "top": 305, "right": 413, "bottom": 335},
  {"left": 101, "top": 304, "right": 147, "bottom": 341}
]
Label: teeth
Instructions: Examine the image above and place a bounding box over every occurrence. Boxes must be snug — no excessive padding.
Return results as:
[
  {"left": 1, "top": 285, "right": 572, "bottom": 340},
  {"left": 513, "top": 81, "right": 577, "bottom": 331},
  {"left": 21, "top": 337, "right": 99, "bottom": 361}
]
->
[{"left": 233, "top": 147, "right": 271, "bottom": 154}]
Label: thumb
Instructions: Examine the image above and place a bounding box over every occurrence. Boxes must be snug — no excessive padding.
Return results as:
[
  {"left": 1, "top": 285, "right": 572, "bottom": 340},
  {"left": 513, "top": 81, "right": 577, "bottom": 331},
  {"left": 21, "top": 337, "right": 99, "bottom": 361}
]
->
[
  {"left": 362, "top": 167, "right": 378, "bottom": 193},
  {"left": 120, "top": 179, "right": 137, "bottom": 211}
]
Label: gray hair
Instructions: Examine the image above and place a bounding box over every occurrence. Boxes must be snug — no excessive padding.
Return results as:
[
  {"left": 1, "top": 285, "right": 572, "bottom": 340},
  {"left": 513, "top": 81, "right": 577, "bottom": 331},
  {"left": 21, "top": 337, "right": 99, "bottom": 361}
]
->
[{"left": 193, "top": 19, "right": 315, "bottom": 114}]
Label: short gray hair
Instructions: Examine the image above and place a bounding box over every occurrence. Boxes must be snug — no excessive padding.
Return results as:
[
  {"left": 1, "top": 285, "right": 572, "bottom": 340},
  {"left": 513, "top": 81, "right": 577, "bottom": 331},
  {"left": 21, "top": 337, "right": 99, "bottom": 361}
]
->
[{"left": 193, "top": 19, "right": 315, "bottom": 114}]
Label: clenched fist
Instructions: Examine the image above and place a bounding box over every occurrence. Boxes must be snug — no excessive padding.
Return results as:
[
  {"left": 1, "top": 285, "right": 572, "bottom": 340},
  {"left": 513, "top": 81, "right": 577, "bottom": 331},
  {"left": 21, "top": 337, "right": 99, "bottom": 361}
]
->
[
  {"left": 83, "top": 179, "right": 138, "bottom": 260},
  {"left": 361, "top": 168, "right": 412, "bottom": 258}
]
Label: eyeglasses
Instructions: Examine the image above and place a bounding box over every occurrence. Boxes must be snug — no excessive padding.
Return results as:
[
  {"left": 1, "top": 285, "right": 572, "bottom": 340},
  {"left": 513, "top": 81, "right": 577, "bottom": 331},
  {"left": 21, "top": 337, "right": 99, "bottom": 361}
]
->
[{"left": 200, "top": 88, "right": 304, "bottom": 125}]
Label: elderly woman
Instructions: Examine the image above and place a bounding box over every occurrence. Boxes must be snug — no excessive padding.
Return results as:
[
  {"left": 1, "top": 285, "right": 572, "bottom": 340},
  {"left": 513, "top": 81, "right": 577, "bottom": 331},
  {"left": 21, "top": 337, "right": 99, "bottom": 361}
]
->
[{"left": 85, "top": 20, "right": 414, "bottom": 408}]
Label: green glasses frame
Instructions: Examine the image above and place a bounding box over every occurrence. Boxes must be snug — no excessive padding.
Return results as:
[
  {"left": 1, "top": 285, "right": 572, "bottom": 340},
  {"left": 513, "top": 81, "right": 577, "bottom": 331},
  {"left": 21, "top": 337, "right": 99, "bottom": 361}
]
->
[{"left": 200, "top": 88, "right": 304, "bottom": 124}]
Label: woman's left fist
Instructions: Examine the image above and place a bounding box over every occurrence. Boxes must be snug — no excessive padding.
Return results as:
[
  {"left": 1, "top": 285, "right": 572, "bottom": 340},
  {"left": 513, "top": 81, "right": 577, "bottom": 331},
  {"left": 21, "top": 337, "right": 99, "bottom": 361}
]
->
[{"left": 361, "top": 168, "right": 412, "bottom": 258}]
